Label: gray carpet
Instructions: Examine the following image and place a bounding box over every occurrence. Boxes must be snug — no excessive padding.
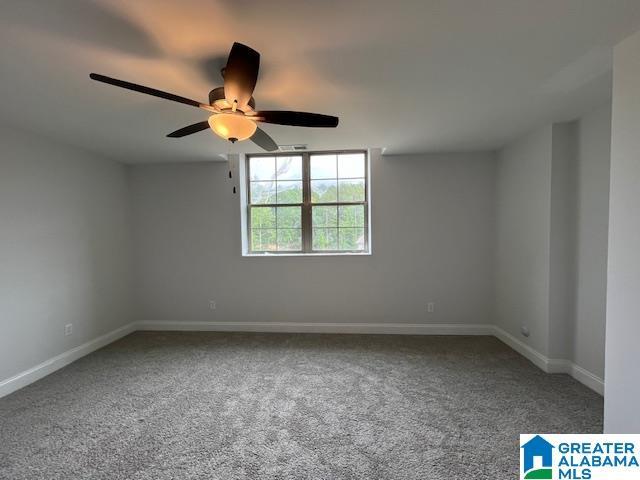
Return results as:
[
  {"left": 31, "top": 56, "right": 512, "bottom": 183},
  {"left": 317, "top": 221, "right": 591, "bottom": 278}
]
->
[{"left": 0, "top": 332, "right": 602, "bottom": 479}]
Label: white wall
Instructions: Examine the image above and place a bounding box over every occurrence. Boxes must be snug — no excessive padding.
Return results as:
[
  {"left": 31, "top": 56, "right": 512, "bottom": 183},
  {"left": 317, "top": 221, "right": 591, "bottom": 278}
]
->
[
  {"left": 0, "top": 126, "right": 133, "bottom": 383},
  {"left": 0, "top": 106, "right": 613, "bottom": 397},
  {"left": 605, "top": 30, "right": 640, "bottom": 433},
  {"left": 495, "top": 126, "right": 553, "bottom": 355},
  {"left": 129, "top": 153, "right": 497, "bottom": 327},
  {"left": 495, "top": 105, "right": 611, "bottom": 383},
  {"left": 573, "top": 105, "right": 611, "bottom": 379},
  {"left": 548, "top": 122, "right": 577, "bottom": 361}
]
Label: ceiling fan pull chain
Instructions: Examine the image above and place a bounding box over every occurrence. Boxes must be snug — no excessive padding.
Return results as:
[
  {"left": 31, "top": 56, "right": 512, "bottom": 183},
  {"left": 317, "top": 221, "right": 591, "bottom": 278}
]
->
[{"left": 227, "top": 153, "right": 236, "bottom": 194}]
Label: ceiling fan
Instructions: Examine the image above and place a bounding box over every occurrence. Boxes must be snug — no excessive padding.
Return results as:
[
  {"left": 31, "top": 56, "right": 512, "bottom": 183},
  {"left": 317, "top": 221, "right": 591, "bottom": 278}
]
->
[{"left": 89, "top": 42, "right": 339, "bottom": 152}]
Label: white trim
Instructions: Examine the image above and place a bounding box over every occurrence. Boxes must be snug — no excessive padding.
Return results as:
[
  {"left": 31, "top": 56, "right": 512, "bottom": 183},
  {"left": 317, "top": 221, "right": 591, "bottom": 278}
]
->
[
  {"left": 570, "top": 363, "right": 605, "bottom": 395},
  {"left": 240, "top": 149, "right": 375, "bottom": 258},
  {"left": 0, "top": 323, "right": 136, "bottom": 399},
  {"left": 135, "top": 321, "right": 494, "bottom": 336},
  {"left": 0, "top": 321, "right": 603, "bottom": 398},
  {"left": 492, "top": 326, "right": 604, "bottom": 395},
  {"left": 243, "top": 252, "right": 373, "bottom": 257},
  {"left": 492, "top": 325, "right": 551, "bottom": 372},
  {"left": 546, "top": 358, "right": 573, "bottom": 374}
]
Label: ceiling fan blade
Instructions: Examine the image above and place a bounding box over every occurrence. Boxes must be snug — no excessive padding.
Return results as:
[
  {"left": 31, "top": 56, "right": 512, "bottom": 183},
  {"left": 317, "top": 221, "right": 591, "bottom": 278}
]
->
[
  {"left": 90, "top": 73, "right": 210, "bottom": 110},
  {"left": 250, "top": 127, "right": 279, "bottom": 151},
  {"left": 223, "top": 43, "right": 260, "bottom": 109},
  {"left": 167, "top": 121, "right": 210, "bottom": 138},
  {"left": 255, "top": 111, "right": 339, "bottom": 128}
]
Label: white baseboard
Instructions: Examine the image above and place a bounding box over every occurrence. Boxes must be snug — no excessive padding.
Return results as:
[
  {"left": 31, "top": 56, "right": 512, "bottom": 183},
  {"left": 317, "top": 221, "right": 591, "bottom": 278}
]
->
[
  {"left": 492, "top": 326, "right": 604, "bottom": 395},
  {"left": 570, "top": 363, "right": 605, "bottom": 395},
  {"left": 0, "top": 322, "right": 136, "bottom": 399},
  {"left": 492, "top": 326, "right": 551, "bottom": 372},
  {"left": 0, "top": 321, "right": 603, "bottom": 399},
  {"left": 135, "top": 321, "right": 494, "bottom": 336}
]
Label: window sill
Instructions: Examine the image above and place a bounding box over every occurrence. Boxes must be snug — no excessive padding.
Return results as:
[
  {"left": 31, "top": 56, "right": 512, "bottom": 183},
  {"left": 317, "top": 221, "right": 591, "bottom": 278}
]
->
[{"left": 242, "top": 251, "right": 371, "bottom": 258}]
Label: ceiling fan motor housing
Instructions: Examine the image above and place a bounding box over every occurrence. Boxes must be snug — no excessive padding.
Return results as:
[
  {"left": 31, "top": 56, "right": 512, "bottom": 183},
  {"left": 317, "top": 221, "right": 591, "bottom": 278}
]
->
[{"left": 209, "top": 87, "right": 255, "bottom": 111}]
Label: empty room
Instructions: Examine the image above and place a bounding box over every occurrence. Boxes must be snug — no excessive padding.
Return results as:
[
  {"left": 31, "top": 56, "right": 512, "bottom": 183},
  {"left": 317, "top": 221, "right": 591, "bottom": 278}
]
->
[{"left": 1, "top": 1, "right": 640, "bottom": 479}]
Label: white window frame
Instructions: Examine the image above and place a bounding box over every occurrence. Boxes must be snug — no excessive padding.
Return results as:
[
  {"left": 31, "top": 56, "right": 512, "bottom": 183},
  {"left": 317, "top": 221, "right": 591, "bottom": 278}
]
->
[{"left": 240, "top": 150, "right": 372, "bottom": 256}]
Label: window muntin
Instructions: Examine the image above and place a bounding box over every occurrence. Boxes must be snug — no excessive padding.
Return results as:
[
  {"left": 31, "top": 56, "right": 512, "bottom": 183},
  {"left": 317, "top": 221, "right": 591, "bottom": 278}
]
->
[{"left": 246, "top": 151, "right": 368, "bottom": 254}]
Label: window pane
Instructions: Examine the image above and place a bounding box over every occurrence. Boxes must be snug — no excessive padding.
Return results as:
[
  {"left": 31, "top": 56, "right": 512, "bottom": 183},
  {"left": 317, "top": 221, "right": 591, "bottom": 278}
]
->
[
  {"left": 338, "top": 179, "right": 365, "bottom": 202},
  {"left": 277, "top": 229, "right": 302, "bottom": 251},
  {"left": 250, "top": 181, "right": 276, "bottom": 204},
  {"left": 311, "top": 179, "right": 337, "bottom": 203},
  {"left": 312, "top": 228, "right": 338, "bottom": 250},
  {"left": 251, "top": 207, "right": 276, "bottom": 229},
  {"left": 250, "top": 157, "right": 276, "bottom": 181},
  {"left": 276, "top": 207, "right": 301, "bottom": 229},
  {"left": 310, "top": 154, "right": 337, "bottom": 179},
  {"left": 276, "top": 156, "right": 302, "bottom": 180},
  {"left": 338, "top": 153, "right": 365, "bottom": 178},
  {"left": 339, "top": 228, "right": 365, "bottom": 250},
  {"left": 338, "top": 205, "right": 365, "bottom": 227},
  {"left": 312, "top": 206, "right": 337, "bottom": 227},
  {"left": 247, "top": 152, "right": 368, "bottom": 255},
  {"left": 251, "top": 228, "right": 276, "bottom": 251},
  {"left": 276, "top": 181, "right": 302, "bottom": 204}
]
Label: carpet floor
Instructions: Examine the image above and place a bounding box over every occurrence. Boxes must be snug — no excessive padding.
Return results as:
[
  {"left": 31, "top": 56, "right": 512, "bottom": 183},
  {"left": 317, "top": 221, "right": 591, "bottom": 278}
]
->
[{"left": 0, "top": 332, "right": 602, "bottom": 479}]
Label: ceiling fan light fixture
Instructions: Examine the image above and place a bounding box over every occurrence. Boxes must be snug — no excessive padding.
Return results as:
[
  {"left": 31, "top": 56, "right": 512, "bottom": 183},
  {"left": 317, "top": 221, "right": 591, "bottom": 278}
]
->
[
  {"left": 208, "top": 113, "right": 257, "bottom": 142},
  {"left": 89, "top": 42, "right": 338, "bottom": 151}
]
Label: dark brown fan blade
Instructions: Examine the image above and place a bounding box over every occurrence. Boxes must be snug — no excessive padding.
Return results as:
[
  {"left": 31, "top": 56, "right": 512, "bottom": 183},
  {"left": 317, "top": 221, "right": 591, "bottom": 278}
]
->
[
  {"left": 250, "top": 127, "right": 278, "bottom": 151},
  {"left": 256, "top": 111, "right": 339, "bottom": 128},
  {"left": 223, "top": 43, "right": 260, "bottom": 109},
  {"left": 90, "top": 73, "right": 210, "bottom": 110},
  {"left": 167, "top": 121, "right": 210, "bottom": 138}
]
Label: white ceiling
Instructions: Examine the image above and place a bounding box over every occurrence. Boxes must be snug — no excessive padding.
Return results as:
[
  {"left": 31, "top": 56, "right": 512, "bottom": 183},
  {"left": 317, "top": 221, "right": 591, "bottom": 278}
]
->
[{"left": 1, "top": 0, "right": 639, "bottom": 163}]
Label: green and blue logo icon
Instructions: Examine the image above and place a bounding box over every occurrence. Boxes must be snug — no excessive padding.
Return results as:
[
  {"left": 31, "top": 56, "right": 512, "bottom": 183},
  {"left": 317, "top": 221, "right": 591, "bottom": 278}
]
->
[{"left": 521, "top": 435, "right": 554, "bottom": 479}]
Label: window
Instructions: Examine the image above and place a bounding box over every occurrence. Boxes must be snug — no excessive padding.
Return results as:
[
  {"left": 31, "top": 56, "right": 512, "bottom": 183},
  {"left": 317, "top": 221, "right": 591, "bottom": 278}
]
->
[{"left": 245, "top": 151, "right": 369, "bottom": 255}]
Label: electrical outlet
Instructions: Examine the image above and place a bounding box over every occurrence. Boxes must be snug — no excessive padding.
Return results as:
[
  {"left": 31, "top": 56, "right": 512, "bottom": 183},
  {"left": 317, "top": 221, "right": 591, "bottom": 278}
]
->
[
  {"left": 64, "top": 324, "right": 73, "bottom": 336},
  {"left": 427, "top": 302, "right": 435, "bottom": 313},
  {"left": 209, "top": 300, "right": 216, "bottom": 310}
]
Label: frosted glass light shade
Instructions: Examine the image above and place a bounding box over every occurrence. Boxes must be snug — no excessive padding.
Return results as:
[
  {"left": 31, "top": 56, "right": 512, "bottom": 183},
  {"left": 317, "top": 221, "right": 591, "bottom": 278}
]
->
[{"left": 208, "top": 114, "right": 257, "bottom": 142}]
